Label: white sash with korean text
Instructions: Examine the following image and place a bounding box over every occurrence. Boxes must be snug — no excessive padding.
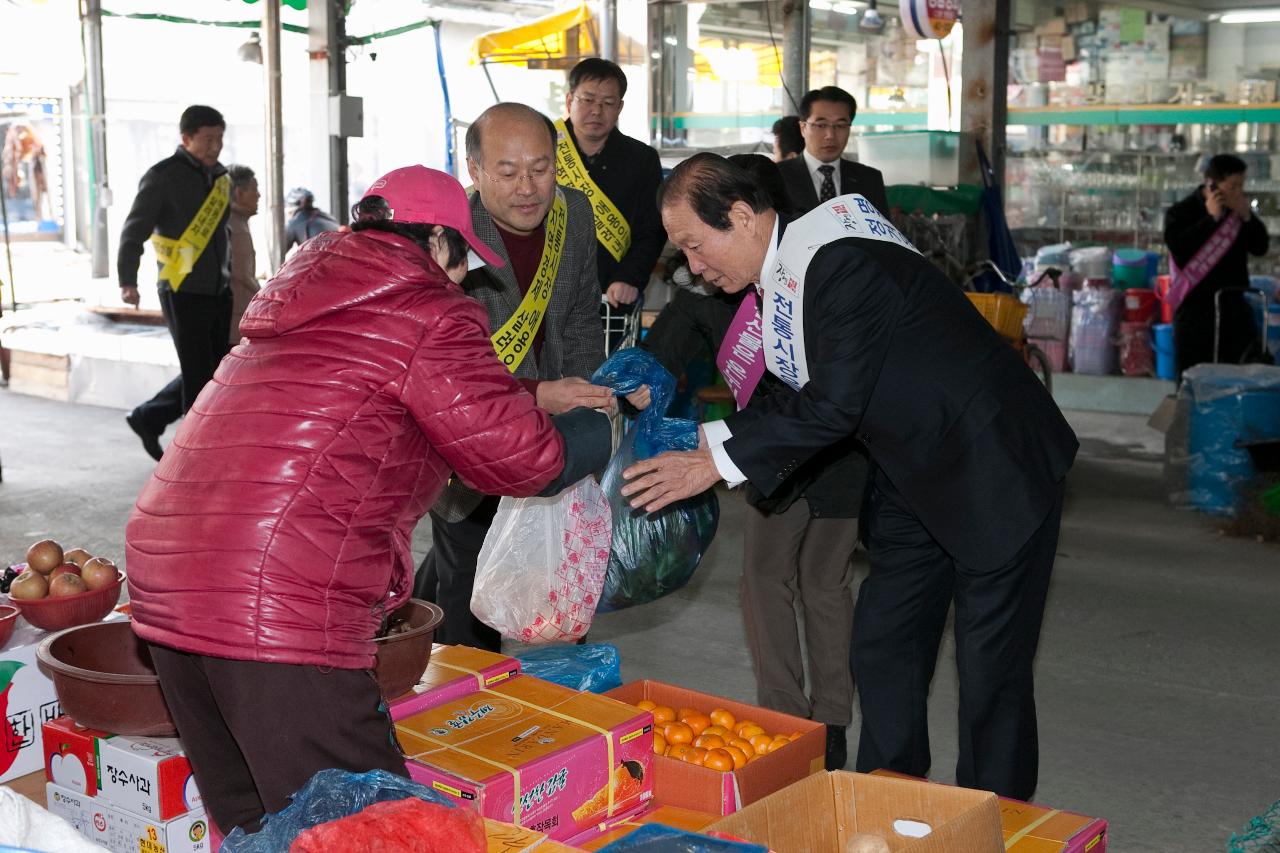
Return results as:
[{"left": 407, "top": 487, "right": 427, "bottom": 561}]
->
[{"left": 763, "top": 194, "right": 920, "bottom": 392}]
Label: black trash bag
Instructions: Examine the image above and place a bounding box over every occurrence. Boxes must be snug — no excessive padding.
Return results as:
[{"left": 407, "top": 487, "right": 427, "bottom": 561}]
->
[{"left": 591, "top": 349, "right": 720, "bottom": 612}]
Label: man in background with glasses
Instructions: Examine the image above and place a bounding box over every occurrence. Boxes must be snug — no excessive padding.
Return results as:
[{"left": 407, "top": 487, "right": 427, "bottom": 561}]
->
[
  {"left": 415, "top": 102, "right": 620, "bottom": 650},
  {"left": 557, "top": 57, "right": 667, "bottom": 311},
  {"left": 778, "top": 86, "right": 889, "bottom": 217}
]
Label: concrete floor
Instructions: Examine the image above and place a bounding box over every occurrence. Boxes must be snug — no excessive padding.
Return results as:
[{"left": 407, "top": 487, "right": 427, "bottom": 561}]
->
[{"left": 1, "top": 390, "right": 1277, "bottom": 851}]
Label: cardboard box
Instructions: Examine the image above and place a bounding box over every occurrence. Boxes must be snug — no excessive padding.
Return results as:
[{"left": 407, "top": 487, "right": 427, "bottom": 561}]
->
[
  {"left": 108, "top": 801, "right": 212, "bottom": 853},
  {"left": 708, "top": 771, "right": 1003, "bottom": 852},
  {"left": 483, "top": 817, "right": 547, "bottom": 852},
  {"left": 605, "top": 680, "right": 825, "bottom": 816},
  {"left": 390, "top": 644, "right": 521, "bottom": 722},
  {"left": 397, "top": 676, "right": 653, "bottom": 842},
  {"left": 577, "top": 804, "right": 720, "bottom": 851},
  {"left": 871, "top": 770, "right": 1107, "bottom": 852},
  {"left": 96, "top": 735, "right": 202, "bottom": 820},
  {"left": 1, "top": 620, "right": 64, "bottom": 783},
  {"left": 43, "top": 716, "right": 112, "bottom": 796},
  {"left": 46, "top": 781, "right": 112, "bottom": 845}
]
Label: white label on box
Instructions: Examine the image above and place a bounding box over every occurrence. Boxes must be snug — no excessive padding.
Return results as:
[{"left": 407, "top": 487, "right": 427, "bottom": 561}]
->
[
  {"left": 109, "top": 804, "right": 210, "bottom": 853},
  {"left": 46, "top": 782, "right": 113, "bottom": 848},
  {"left": 2, "top": 628, "right": 64, "bottom": 783}
]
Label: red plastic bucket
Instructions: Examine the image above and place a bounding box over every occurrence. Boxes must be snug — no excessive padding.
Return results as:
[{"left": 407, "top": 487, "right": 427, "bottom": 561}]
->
[
  {"left": 1154, "top": 275, "right": 1174, "bottom": 323},
  {"left": 1124, "top": 288, "right": 1158, "bottom": 323}
]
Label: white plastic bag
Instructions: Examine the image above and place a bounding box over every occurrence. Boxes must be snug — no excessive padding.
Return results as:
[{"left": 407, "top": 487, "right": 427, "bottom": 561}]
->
[{"left": 471, "top": 477, "right": 612, "bottom": 644}]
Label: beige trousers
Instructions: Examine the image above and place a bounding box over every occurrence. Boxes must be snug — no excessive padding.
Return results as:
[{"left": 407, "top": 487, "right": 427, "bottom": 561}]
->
[{"left": 741, "top": 497, "right": 859, "bottom": 726}]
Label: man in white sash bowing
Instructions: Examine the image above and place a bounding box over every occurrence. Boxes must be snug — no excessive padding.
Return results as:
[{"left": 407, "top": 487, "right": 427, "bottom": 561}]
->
[{"left": 623, "top": 153, "right": 1079, "bottom": 801}]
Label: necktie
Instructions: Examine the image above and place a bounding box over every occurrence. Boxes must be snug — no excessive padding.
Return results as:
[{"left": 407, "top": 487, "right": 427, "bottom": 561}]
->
[{"left": 818, "top": 164, "right": 836, "bottom": 203}]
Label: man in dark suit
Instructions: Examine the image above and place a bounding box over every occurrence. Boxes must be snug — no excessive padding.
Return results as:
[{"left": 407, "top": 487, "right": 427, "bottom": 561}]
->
[
  {"left": 624, "top": 154, "right": 1078, "bottom": 801},
  {"left": 414, "top": 102, "right": 620, "bottom": 650},
  {"left": 778, "top": 87, "right": 890, "bottom": 217}
]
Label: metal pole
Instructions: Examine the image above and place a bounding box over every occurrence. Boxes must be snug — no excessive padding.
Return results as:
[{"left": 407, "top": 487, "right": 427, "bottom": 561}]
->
[
  {"left": 327, "top": 0, "right": 349, "bottom": 225},
  {"left": 781, "top": 0, "right": 809, "bottom": 113},
  {"left": 600, "top": 0, "right": 617, "bottom": 62},
  {"left": 82, "top": 0, "right": 110, "bottom": 279},
  {"left": 0, "top": 177, "right": 15, "bottom": 313},
  {"left": 264, "top": 0, "right": 285, "bottom": 269},
  {"left": 960, "top": 0, "right": 1010, "bottom": 185}
]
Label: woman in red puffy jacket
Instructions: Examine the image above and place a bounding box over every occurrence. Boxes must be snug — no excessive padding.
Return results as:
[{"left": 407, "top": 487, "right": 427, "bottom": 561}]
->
[{"left": 124, "top": 166, "right": 611, "bottom": 836}]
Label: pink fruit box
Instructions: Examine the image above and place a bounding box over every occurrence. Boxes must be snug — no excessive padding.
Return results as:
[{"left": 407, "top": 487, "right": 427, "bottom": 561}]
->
[
  {"left": 388, "top": 644, "right": 522, "bottom": 722},
  {"left": 395, "top": 675, "right": 653, "bottom": 844}
]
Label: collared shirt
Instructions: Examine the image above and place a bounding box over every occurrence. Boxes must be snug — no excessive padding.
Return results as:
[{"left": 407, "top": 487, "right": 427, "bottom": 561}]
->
[
  {"left": 803, "top": 149, "right": 842, "bottom": 199},
  {"left": 703, "top": 215, "right": 781, "bottom": 487}
]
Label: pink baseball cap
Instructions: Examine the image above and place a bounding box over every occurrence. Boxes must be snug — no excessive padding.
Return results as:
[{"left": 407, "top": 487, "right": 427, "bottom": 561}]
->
[{"left": 358, "top": 165, "right": 504, "bottom": 269}]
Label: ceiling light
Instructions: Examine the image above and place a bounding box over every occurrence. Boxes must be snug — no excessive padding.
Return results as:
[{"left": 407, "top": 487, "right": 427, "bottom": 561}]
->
[
  {"left": 1216, "top": 8, "right": 1280, "bottom": 23},
  {"left": 860, "top": 0, "right": 885, "bottom": 33},
  {"left": 237, "top": 31, "right": 263, "bottom": 64}
]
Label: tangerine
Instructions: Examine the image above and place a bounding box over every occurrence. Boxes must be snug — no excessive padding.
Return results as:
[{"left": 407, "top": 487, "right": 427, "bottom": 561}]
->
[
  {"left": 749, "top": 733, "right": 774, "bottom": 755},
  {"left": 682, "top": 747, "right": 708, "bottom": 766},
  {"left": 702, "top": 725, "right": 730, "bottom": 738},
  {"left": 767, "top": 736, "right": 791, "bottom": 753},
  {"left": 721, "top": 745, "right": 748, "bottom": 769},
  {"left": 653, "top": 732, "right": 667, "bottom": 754},
  {"left": 728, "top": 737, "right": 756, "bottom": 757},
  {"left": 664, "top": 722, "right": 694, "bottom": 745},
  {"left": 703, "top": 748, "right": 734, "bottom": 772},
  {"left": 636, "top": 700, "right": 656, "bottom": 712},
  {"left": 709, "top": 709, "right": 736, "bottom": 730},
  {"left": 738, "top": 724, "right": 766, "bottom": 741},
  {"left": 694, "top": 734, "right": 726, "bottom": 751},
  {"left": 652, "top": 706, "right": 676, "bottom": 725},
  {"left": 684, "top": 713, "right": 712, "bottom": 737},
  {"left": 733, "top": 720, "right": 759, "bottom": 737},
  {"left": 677, "top": 707, "right": 700, "bottom": 721},
  {"left": 667, "top": 744, "right": 694, "bottom": 761}
]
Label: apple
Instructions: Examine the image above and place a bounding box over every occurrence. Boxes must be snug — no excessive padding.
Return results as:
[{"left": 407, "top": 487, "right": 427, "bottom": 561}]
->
[
  {"left": 49, "top": 574, "right": 88, "bottom": 597},
  {"left": 49, "top": 753, "right": 88, "bottom": 794},
  {"left": 63, "top": 548, "right": 94, "bottom": 569},
  {"left": 9, "top": 571, "right": 49, "bottom": 600},
  {"left": 25, "top": 540, "right": 64, "bottom": 574},
  {"left": 81, "top": 558, "right": 119, "bottom": 591},
  {"left": 50, "top": 564, "right": 81, "bottom": 580}
]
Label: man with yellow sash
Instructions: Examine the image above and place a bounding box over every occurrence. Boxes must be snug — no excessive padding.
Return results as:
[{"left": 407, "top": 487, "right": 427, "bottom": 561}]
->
[
  {"left": 415, "top": 102, "right": 624, "bottom": 650},
  {"left": 118, "top": 105, "right": 233, "bottom": 461},
  {"left": 557, "top": 58, "right": 666, "bottom": 310}
]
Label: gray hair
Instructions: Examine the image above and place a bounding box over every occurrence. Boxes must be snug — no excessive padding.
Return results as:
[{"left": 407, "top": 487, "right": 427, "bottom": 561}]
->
[{"left": 227, "top": 164, "right": 256, "bottom": 193}]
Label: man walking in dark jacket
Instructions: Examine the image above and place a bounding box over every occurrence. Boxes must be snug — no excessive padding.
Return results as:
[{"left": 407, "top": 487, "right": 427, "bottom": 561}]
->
[
  {"left": 625, "top": 154, "right": 1078, "bottom": 801},
  {"left": 120, "top": 105, "right": 232, "bottom": 460},
  {"left": 1163, "top": 153, "right": 1270, "bottom": 378},
  {"left": 556, "top": 58, "right": 666, "bottom": 310}
]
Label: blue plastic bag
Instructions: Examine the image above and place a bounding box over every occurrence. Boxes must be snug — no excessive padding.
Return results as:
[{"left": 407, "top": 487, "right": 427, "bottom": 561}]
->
[
  {"left": 598, "top": 824, "right": 767, "bottom": 852},
  {"left": 516, "top": 642, "right": 622, "bottom": 693},
  {"left": 591, "top": 349, "right": 719, "bottom": 612},
  {"left": 220, "top": 769, "right": 454, "bottom": 852}
]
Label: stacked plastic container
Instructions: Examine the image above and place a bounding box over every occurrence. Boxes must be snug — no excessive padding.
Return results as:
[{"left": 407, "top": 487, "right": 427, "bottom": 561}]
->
[
  {"left": 1026, "top": 245, "right": 1074, "bottom": 371},
  {"left": 1071, "top": 285, "right": 1121, "bottom": 375}
]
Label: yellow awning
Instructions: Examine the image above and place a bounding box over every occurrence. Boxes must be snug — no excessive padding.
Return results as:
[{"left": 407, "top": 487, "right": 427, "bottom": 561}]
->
[
  {"left": 693, "top": 38, "right": 782, "bottom": 88},
  {"left": 470, "top": 3, "right": 596, "bottom": 66}
]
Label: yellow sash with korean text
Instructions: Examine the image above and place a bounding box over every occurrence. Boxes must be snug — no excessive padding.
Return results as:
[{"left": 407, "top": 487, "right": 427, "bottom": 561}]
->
[
  {"left": 150, "top": 174, "right": 230, "bottom": 292},
  {"left": 553, "top": 118, "right": 630, "bottom": 263},
  {"left": 490, "top": 189, "right": 568, "bottom": 373}
]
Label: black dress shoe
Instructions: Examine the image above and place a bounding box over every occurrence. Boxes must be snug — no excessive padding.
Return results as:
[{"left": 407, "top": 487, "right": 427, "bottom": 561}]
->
[
  {"left": 126, "top": 412, "right": 164, "bottom": 461},
  {"left": 825, "top": 724, "right": 848, "bottom": 771}
]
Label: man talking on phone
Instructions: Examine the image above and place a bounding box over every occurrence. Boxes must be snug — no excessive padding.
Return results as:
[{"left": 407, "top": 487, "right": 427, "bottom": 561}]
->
[{"left": 1163, "top": 154, "right": 1270, "bottom": 378}]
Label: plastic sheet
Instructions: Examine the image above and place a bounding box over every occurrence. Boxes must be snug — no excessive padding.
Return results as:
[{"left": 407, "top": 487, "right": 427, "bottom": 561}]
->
[
  {"left": 1119, "top": 321, "right": 1155, "bottom": 377},
  {"left": 591, "top": 349, "right": 719, "bottom": 612},
  {"left": 221, "top": 769, "right": 455, "bottom": 853},
  {"left": 1228, "top": 798, "right": 1280, "bottom": 853},
  {"left": 597, "top": 824, "right": 767, "bottom": 852},
  {"left": 1022, "top": 282, "right": 1070, "bottom": 340},
  {"left": 1068, "top": 245, "right": 1111, "bottom": 280},
  {"left": 1069, "top": 287, "right": 1119, "bottom": 375},
  {"left": 471, "top": 477, "right": 612, "bottom": 644},
  {"left": 515, "top": 642, "right": 622, "bottom": 693},
  {"left": 1177, "top": 364, "right": 1280, "bottom": 516}
]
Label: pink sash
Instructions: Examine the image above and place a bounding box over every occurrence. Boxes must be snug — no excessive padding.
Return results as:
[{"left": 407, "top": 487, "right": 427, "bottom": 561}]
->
[
  {"left": 715, "top": 290, "right": 765, "bottom": 410},
  {"left": 1166, "top": 213, "right": 1241, "bottom": 314}
]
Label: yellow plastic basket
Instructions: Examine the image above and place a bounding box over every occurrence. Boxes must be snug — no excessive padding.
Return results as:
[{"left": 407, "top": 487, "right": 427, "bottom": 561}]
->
[{"left": 966, "top": 292, "right": 1028, "bottom": 340}]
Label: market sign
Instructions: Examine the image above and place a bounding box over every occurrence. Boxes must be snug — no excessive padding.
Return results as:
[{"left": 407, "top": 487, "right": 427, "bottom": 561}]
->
[{"left": 899, "top": 0, "right": 959, "bottom": 39}]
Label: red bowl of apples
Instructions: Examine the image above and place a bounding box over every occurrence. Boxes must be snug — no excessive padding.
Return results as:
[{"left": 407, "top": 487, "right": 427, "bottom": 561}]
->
[
  {"left": 9, "top": 568, "right": 125, "bottom": 632},
  {"left": 7, "top": 540, "right": 125, "bottom": 632},
  {"left": 0, "top": 605, "right": 18, "bottom": 648}
]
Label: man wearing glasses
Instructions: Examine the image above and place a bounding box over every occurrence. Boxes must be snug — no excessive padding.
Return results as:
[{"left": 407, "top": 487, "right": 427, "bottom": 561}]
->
[
  {"left": 778, "top": 86, "right": 890, "bottom": 217},
  {"left": 414, "top": 102, "right": 619, "bottom": 650},
  {"left": 557, "top": 58, "right": 667, "bottom": 310}
]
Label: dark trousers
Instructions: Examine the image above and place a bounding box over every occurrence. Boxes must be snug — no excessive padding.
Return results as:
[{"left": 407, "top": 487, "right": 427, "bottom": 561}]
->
[
  {"left": 413, "top": 496, "right": 502, "bottom": 652},
  {"left": 133, "top": 288, "right": 232, "bottom": 434},
  {"left": 1173, "top": 290, "right": 1260, "bottom": 380},
  {"left": 148, "top": 644, "right": 407, "bottom": 835},
  {"left": 852, "top": 470, "right": 1064, "bottom": 801}
]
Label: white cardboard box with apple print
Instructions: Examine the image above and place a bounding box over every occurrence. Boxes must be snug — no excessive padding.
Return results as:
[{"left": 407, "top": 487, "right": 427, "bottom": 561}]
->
[
  {"left": 1, "top": 620, "right": 64, "bottom": 784},
  {"left": 47, "top": 781, "right": 212, "bottom": 853}
]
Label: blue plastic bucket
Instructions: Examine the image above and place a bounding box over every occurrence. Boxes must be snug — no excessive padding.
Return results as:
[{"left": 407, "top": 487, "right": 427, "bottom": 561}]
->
[{"left": 1153, "top": 323, "right": 1176, "bottom": 380}]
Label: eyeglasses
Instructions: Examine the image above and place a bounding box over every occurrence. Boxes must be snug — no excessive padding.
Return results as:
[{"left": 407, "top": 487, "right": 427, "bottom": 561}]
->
[
  {"left": 572, "top": 94, "right": 622, "bottom": 111},
  {"left": 478, "top": 163, "right": 555, "bottom": 188},
  {"left": 803, "top": 121, "right": 852, "bottom": 134}
]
